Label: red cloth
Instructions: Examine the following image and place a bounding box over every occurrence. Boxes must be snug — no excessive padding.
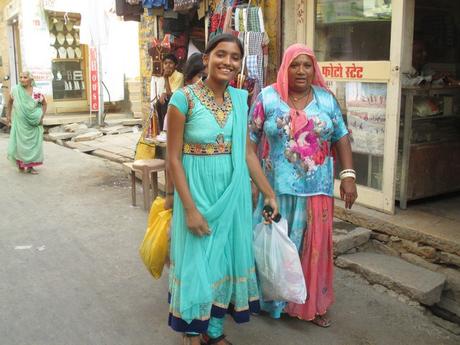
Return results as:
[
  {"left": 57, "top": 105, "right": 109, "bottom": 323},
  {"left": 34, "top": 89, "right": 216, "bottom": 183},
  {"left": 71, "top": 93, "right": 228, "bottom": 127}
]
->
[
  {"left": 286, "top": 195, "right": 335, "bottom": 320},
  {"left": 16, "top": 160, "right": 42, "bottom": 169}
]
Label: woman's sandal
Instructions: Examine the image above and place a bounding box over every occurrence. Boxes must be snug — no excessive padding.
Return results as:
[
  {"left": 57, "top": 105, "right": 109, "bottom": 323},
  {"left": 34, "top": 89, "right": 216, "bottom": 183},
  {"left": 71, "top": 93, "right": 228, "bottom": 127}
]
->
[
  {"left": 311, "top": 314, "right": 331, "bottom": 328},
  {"left": 26, "top": 168, "right": 39, "bottom": 175},
  {"left": 205, "top": 334, "right": 233, "bottom": 345}
]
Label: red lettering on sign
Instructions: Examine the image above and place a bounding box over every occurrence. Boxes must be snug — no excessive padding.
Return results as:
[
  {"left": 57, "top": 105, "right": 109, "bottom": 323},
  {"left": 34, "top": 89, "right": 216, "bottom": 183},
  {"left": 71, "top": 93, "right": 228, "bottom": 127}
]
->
[{"left": 89, "top": 47, "right": 99, "bottom": 111}]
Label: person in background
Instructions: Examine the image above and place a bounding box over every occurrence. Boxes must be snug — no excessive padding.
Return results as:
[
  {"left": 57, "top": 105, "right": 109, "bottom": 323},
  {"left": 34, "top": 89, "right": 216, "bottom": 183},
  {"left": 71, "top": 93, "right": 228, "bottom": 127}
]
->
[
  {"left": 151, "top": 53, "right": 184, "bottom": 131},
  {"left": 166, "top": 34, "right": 278, "bottom": 345},
  {"left": 163, "top": 53, "right": 207, "bottom": 210},
  {"left": 183, "top": 52, "right": 207, "bottom": 85},
  {"left": 6, "top": 71, "right": 47, "bottom": 174},
  {"left": 249, "top": 44, "right": 357, "bottom": 327}
]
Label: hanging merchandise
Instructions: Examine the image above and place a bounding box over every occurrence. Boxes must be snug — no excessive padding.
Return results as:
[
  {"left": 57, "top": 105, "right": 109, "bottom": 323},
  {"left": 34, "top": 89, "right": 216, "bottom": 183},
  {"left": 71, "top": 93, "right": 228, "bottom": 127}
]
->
[
  {"left": 162, "top": 11, "right": 188, "bottom": 35},
  {"left": 148, "top": 36, "right": 171, "bottom": 76},
  {"left": 170, "top": 33, "right": 188, "bottom": 66},
  {"left": 134, "top": 104, "right": 159, "bottom": 160},
  {"left": 115, "top": 0, "right": 143, "bottom": 21},
  {"left": 143, "top": 0, "right": 168, "bottom": 9},
  {"left": 173, "top": 0, "right": 199, "bottom": 13}
]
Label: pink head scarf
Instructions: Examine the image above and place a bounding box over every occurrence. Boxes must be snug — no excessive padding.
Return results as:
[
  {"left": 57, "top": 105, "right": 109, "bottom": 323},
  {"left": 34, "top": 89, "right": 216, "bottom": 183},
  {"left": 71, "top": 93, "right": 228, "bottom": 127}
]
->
[
  {"left": 273, "top": 44, "right": 328, "bottom": 136},
  {"left": 273, "top": 43, "right": 327, "bottom": 101}
]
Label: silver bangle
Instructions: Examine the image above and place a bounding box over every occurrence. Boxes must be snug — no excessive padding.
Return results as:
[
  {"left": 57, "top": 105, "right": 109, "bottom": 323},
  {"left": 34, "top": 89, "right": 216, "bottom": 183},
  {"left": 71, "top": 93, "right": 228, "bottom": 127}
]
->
[
  {"left": 339, "top": 168, "right": 356, "bottom": 176},
  {"left": 340, "top": 172, "right": 356, "bottom": 180}
]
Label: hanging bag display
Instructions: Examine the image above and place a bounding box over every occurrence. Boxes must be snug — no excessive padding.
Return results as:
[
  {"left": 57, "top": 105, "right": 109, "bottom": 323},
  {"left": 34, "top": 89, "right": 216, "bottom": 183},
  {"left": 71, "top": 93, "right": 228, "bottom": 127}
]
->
[
  {"left": 173, "top": 0, "right": 199, "bottom": 13},
  {"left": 139, "top": 197, "right": 173, "bottom": 279},
  {"left": 134, "top": 100, "right": 159, "bottom": 160},
  {"left": 253, "top": 217, "right": 307, "bottom": 304}
]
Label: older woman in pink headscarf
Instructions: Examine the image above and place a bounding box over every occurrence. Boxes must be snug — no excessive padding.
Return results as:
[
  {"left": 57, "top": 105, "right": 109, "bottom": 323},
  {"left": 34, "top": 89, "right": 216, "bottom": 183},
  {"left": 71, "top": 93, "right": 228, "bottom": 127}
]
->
[{"left": 249, "top": 44, "right": 357, "bottom": 327}]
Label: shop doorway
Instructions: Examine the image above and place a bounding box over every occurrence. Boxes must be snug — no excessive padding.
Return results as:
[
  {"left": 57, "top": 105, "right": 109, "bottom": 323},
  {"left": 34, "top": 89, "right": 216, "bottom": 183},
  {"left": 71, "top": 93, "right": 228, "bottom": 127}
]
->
[
  {"left": 397, "top": 0, "right": 460, "bottom": 209},
  {"left": 305, "top": 0, "right": 405, "bottom": 213}
]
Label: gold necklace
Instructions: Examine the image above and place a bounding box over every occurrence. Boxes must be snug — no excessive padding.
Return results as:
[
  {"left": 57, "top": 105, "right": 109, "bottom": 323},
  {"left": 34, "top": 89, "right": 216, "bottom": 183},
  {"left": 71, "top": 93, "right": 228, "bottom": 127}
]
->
[
  {"left": 290, "top": 93, "right": 307, "bottom": 102},
  {"left": 288, "top": 88, "right": 312, "bottom": 110}
]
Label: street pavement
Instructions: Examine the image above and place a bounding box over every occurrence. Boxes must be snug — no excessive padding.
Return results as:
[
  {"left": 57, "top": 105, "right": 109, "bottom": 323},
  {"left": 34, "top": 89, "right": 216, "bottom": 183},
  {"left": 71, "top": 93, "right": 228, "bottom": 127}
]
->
[{"left": 0, "top": 133, "right": 458, "bottom": 345}]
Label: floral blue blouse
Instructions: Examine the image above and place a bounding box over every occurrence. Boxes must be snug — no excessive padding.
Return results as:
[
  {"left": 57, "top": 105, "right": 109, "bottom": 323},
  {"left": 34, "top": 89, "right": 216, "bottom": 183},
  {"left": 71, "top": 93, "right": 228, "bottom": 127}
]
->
[{"left": 249, "top": 85, "right": 348, "bottom": 197}]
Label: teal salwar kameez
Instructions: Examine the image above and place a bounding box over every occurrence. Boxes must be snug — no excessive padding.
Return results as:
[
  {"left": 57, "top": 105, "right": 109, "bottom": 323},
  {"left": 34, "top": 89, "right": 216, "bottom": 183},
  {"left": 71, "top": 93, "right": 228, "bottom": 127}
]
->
[{"left": 168, "top": 81, "right": 259, "bottom": 336}]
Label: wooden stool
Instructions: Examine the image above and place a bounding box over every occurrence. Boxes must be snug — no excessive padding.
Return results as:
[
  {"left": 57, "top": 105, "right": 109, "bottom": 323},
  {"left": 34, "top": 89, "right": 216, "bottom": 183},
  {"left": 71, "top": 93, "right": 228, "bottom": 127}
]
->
[{"left": 125, "top": 159, "right": 166, "bottom": 210}]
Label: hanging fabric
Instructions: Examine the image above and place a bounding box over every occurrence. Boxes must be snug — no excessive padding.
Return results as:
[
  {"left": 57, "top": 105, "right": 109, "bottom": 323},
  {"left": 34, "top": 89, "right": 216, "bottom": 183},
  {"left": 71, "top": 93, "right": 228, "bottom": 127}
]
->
[
  {"left": 162, "top": 12, "right": 188, "bottom": 35},
  {"left": 148, "top": 36, "right": 172, "bottom": 76},
  {"left": 143, "top": 0, "right": 167, "bottom": 9},
  {"left": 173, "top": 0, "right": 199, "bottom": 12},
  {"left": 115, "top": 0, "right": 143, "bottom": 17}
]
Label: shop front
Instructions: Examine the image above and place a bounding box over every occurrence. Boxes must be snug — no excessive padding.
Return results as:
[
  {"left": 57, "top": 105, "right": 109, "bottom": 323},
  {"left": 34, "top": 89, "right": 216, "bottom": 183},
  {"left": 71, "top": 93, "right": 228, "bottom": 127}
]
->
[
  {"left": 134, "top": 0, "right": 280, "bottom": 123},
  {"left": 3, "top": 0, "right": 141, "bottom": 116},
  {"left": 285, "top": 0, "right": 460, "bottom": 214},
  {"left": 2, "top": 0, "right": 88, "bottom": 113}
]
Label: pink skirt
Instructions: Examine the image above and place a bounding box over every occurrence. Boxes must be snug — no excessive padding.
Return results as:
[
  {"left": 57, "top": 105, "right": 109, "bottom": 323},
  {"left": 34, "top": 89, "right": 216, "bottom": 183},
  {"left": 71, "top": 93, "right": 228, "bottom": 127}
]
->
[
  {"left": 286, "top": 195, "right": 334, "bottom": 321},
  {"left": 17, "top": 160, "right": 42, "bottom": 169}
]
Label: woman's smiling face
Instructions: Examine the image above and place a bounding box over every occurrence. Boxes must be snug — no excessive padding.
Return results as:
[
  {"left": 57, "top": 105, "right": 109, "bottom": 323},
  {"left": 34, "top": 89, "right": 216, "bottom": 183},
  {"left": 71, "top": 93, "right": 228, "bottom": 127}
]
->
[{"left": 204, "top": 41, "right": 242, "bottom": 83}]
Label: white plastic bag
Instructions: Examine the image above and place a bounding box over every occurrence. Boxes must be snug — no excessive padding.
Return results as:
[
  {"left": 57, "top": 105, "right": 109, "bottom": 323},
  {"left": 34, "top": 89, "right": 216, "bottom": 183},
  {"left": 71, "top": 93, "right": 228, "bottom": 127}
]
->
[{"left": 253, "top": 218, "right": 307, "bottom": 304}]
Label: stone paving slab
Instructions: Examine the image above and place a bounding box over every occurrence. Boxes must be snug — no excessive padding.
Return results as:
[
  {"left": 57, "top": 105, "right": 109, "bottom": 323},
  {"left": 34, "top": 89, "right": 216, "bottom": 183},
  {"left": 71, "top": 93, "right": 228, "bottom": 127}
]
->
[
  {"left": 333, "top": 227, "right": 372, "bottom": 255},
  {"left": 336, "top": 252, "right": 446, "bottom": 306}
]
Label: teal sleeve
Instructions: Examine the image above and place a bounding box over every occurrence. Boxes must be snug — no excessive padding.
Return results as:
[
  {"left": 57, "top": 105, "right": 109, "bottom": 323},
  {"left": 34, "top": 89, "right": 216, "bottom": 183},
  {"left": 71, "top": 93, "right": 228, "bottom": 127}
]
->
[
  {"left": 168, "top": 89, "right": 189, "bottom": 116},
  {"left": 330, "top": 96, "right": 349, "bottom": 143}
]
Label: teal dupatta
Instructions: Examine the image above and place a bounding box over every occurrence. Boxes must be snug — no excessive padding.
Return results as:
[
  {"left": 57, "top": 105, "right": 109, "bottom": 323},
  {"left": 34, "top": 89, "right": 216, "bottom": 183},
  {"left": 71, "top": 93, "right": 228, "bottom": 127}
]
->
[
  {"left": 169, "top": 86, "right": 259, "bottom": 332},
  {"left": 7, "top": 85, "right": 44, "bottom": 166}
]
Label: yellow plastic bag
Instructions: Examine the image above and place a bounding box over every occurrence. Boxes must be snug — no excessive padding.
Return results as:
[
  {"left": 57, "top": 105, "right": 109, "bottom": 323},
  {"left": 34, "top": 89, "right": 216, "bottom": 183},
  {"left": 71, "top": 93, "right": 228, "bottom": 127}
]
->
[{"left": 139, "top": 197, "right": 172, "bottom": 279}]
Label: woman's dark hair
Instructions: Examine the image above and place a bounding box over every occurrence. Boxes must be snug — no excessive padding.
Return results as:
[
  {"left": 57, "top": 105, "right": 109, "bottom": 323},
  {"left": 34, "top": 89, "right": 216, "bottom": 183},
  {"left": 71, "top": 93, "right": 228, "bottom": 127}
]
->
[
  {"left": 205, "top": 33, "right": 244, "bottom": 57},
  {"left": 163, "top": 53, "right": 178, "bottom": 65},
  {"left": 184, "top": 53, "right": 205, "bottom": 82}
]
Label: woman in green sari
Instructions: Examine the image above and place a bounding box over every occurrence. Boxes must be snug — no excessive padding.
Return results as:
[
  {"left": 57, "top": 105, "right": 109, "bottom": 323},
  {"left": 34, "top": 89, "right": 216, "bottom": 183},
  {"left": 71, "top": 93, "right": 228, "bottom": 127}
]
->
[
  {"left": 166, "top": 34, "right": 278, "bottom": 345},
  {"left": 6, "top": 71, "right": 47, "bottom": 174}
]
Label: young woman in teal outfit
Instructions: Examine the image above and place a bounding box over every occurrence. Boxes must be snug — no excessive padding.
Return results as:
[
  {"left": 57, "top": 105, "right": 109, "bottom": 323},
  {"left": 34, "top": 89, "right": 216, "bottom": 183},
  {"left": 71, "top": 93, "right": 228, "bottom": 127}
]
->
[{"left": 166, "top": 34, "right": 278, "bottom": 345}]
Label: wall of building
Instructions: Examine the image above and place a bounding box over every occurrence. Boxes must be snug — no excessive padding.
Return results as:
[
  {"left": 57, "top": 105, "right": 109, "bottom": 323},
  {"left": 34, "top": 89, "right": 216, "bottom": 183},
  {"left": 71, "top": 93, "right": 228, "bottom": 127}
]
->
[
  {"left": 262, "top": 0, "right": 281, "bottom": 84},
  {"left": 0, "top": 0, "right": 11, "bottom": 87},
  {"left": 282, "top": 0, "right": 299, "bottom": 51}
]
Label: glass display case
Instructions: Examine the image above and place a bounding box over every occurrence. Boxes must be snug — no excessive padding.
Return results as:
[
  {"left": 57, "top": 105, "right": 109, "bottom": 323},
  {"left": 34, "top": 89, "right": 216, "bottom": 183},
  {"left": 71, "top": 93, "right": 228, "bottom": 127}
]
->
[
  {"left": 397, "top": 86, "right": 460, "bottom": 208},
  {"left": 48, "top": 15, "right": 86, "bottom": 100}
]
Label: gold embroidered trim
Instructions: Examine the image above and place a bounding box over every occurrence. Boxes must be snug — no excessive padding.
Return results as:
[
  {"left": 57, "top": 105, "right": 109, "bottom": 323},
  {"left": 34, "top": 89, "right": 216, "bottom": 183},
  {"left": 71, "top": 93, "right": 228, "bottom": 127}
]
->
[
  {"left": 183, "top": 142, "right": 232, "bottom": 155},
  {"left": 189, "top": 80, "right": 232, "bottom": 128}
]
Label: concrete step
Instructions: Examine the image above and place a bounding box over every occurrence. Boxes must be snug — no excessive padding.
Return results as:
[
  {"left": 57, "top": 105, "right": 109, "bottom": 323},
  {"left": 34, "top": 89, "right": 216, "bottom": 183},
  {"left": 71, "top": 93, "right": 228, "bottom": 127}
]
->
[
  {"left": 336, "top": 252, "right": 446, "bottom": 306},
  {"left": 333, "top": 227, "right": 372, "bottom": 255}
]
